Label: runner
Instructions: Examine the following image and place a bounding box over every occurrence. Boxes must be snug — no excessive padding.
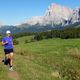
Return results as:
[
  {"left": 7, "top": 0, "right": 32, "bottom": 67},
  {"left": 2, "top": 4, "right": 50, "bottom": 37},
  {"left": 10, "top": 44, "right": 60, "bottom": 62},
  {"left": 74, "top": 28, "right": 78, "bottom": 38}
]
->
[{"left": 2, "top": 30, "right": 14, "bottom": 71}]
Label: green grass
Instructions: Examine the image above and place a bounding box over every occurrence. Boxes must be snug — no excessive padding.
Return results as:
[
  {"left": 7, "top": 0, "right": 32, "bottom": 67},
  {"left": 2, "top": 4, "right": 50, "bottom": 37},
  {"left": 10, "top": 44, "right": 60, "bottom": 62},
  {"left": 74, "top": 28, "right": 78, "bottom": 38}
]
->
[
  {"left": 0, "top": 36, "right": 80, "bottom": 80},
  {"left": 16, "top": 35, "right": 34, "bottom": 44}
]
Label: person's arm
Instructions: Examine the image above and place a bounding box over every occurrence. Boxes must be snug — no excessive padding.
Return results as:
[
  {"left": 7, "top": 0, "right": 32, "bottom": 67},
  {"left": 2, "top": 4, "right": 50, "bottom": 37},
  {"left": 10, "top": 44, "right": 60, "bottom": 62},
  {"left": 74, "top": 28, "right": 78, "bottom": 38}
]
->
[
  {"left": 1, "top": 38, "right": 8, "bottom": 46},
  {"left": 12, "top": 42, "right": 14, "bottom": 47},
  {"left": 11, "top": 37, "right": 14, "bottom": 47},
  {"left": 1, "top": 41, "right": 8, "bottom": 46},
  {"left": 1, "top": 41, "right": 5, "bottom": 46}
]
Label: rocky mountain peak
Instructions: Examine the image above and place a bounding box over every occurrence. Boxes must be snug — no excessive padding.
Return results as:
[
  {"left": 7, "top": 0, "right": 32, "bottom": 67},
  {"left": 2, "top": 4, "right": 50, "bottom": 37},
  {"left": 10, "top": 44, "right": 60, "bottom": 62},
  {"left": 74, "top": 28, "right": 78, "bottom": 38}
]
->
[{"left": 19, "top": 3, "right": 80, "bottom": 27}]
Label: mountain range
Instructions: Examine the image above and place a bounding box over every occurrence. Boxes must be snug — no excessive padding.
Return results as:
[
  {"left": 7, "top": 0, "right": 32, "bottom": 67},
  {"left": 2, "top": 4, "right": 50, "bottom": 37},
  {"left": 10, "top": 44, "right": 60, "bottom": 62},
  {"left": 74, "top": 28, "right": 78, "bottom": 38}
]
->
[{"left": 0, "top": 3, "right": 80, "bottom": 34}]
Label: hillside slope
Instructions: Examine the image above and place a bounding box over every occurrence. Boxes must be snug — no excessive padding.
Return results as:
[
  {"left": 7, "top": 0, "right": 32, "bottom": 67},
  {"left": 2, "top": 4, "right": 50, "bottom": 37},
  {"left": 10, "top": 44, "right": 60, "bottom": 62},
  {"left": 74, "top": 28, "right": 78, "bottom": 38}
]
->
[{"left": 0, "top": 38, "right": 80, "bottom": 80}]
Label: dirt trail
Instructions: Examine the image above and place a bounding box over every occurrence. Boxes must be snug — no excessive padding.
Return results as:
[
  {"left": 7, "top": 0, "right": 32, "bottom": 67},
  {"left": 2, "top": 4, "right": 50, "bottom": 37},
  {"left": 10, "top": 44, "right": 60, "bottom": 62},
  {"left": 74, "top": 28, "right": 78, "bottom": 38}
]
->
[
  {"left": 8, "top": 71, "right": 20, "bottom": 80},
  {"left": 0, "top": 57, "right": 20, "bottom": 80}
]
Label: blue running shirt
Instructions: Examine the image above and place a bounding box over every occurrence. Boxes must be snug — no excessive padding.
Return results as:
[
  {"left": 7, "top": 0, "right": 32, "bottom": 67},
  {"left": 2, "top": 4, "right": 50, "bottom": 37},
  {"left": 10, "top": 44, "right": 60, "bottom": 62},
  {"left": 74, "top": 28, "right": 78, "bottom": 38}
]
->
[{"left": 2, "top": 36, "right": 13, "bottom": 49}]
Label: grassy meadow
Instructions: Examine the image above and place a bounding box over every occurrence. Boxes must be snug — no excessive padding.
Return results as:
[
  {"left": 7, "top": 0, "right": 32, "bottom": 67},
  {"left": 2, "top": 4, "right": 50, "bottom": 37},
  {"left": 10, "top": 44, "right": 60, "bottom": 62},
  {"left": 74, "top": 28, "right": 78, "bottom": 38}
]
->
[{"left": 0, "top": 36, "right": 80, "bottom": 80}]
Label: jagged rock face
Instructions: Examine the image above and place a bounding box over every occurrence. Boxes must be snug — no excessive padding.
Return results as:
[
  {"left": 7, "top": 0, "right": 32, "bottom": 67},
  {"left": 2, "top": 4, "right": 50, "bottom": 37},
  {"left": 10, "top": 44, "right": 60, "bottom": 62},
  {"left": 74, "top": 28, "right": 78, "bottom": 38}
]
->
[
  {"left": 78, "top": 8, "right": 80, "bottom": 20},
  {"left": 72, "top": 8, "right": 80, "bottom": 23},
  {"left": 44, "top": 3, "right": 73, "bottom": 26},
  {"left": 25, "top": 16, "right": 44, "bottom": 26},
  {"left": 44, "top": 3, "right": 80, "bottom": 26},
  {"left": 19, "top": 3, "right": 80, "bottom": 27}
]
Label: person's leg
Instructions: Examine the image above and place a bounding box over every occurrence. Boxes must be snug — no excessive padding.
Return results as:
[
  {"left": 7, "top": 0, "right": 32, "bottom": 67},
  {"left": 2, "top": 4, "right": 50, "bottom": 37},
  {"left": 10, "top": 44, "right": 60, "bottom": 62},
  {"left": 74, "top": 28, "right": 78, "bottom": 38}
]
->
[
  {"left": 9, "top": 52, "right": 13, "bottom": 67},
  {"left": 4, "top": 54, "right": 9, "bottom": 65},
  {"left": 5, "top": 54, "right": 9, "bottom": 60}
]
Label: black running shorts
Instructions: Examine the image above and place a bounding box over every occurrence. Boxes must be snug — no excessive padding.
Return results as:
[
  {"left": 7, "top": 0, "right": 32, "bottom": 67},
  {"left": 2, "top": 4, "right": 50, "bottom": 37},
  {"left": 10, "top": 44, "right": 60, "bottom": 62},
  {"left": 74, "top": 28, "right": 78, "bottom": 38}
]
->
[{"left": 4, "top": 49, "right": 14, "bottom": 54}]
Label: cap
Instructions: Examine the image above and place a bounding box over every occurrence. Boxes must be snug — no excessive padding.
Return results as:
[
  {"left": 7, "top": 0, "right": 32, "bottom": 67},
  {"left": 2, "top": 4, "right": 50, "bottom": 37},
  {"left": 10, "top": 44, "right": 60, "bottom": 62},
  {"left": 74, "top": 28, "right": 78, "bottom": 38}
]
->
[{"left": 6, "top": 30, "right": 11, "bottom": 34}]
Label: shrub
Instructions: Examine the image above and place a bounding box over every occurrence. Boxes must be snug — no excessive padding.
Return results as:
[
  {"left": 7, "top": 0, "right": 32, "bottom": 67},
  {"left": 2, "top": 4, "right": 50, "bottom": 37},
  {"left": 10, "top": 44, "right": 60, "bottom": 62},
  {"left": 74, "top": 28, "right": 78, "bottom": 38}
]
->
[
  {"left": 30, "top": 38, "right": 36, "bottom": 42},
  {"left": 13, "top": 39, "right": 19, "bottom": 45},
  {"left": 25, "top": 39, "right": 29, "bottom": 43},
  {"left": 34, "top": 34, "right": 43, "bottom": 41}
]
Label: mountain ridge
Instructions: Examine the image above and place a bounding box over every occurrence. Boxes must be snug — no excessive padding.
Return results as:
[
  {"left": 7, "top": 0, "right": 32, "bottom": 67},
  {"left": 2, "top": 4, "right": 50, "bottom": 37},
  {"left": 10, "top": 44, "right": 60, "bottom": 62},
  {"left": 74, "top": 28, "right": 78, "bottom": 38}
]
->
[
  {"left": 17, "top": 3, "right": 80, "bottom": 27},
  {"left": 0, "top": 3, "right": 80, "bottom": 34}
]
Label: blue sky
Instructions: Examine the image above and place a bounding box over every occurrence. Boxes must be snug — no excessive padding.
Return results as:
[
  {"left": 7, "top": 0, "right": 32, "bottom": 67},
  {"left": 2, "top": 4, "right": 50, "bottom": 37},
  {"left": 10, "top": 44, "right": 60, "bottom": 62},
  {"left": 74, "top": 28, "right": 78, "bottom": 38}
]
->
[{"left": 0, "top": 0, "right": 80, "bottom": 25}]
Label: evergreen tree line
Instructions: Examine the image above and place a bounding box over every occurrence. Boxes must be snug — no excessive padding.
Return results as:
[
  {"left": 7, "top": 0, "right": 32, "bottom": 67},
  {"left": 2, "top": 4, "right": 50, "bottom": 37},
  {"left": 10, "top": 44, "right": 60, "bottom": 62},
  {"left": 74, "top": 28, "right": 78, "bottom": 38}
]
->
[
  {"left": 12, "top": 32, "right": 36, "bottom": 39},
  {"left": 9, "top": 27, "right": 80, "bottom": 42},
  {"left": 34, "top": 27, "right": 80, "bottom": 40},
  {"left": 1, "top": 27, "right": 80, "bottom": 45}
]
